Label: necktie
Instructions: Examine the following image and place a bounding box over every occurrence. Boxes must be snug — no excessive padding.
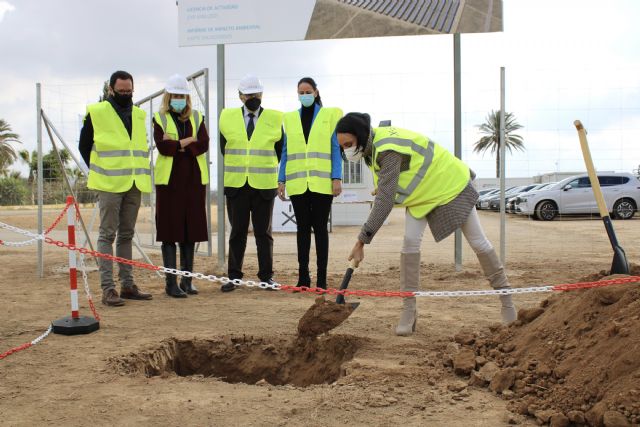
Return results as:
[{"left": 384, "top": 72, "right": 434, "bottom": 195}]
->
[{"left": 247, "top": 113, "right": 255, "bottom": 139}]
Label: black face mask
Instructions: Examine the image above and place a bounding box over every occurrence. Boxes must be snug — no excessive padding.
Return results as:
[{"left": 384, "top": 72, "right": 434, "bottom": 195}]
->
[
  {"left": 112, "top": 92, "right": 133, "bottom": 107},
  {"left": 244, "top": 97, "right": 261, "bottom": 112}
]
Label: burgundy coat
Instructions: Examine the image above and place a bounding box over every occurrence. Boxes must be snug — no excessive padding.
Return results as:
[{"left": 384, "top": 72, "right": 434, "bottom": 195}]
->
[{"left": 153, "top": 112, "right": 210, "bottom": 243}]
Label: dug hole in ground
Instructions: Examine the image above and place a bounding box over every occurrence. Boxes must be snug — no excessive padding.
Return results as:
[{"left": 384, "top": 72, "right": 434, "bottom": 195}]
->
[{"left": 1, "top": 207, "right": 639, "bottom": 426}]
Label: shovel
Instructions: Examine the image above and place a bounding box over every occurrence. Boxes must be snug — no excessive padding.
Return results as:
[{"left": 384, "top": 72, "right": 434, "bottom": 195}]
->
[
  {"left": 335, "top": 259, "right": 360, "bottom": 309},
  {"left": 574, "top": 120, "right": 630, "bottom": 274},
  {"left": 296, "top": 259, "right": 360, "bottom": 338}
]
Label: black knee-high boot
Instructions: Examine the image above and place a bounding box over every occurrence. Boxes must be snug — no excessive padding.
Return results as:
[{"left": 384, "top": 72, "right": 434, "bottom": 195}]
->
[
  {"left": 162, "top": 243, "right": 187, "bottom": 298},
  {"left": 179, "top": 242, "right": 198, "bottom": 295}
]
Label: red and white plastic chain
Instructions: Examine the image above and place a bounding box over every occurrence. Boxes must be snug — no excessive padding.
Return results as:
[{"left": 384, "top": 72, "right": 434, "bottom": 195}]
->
[
  {"left": 0, "top": 203, "right": 71, "bottom": 247},
  {"left": 2, "top": 217, "right": 640, "bottom": 298},
  {"left": 0, "top": 325, "right": 52, "bottom": 361},
  {"left": 38, "top": 233, "right": 640, "bottom": 297}
]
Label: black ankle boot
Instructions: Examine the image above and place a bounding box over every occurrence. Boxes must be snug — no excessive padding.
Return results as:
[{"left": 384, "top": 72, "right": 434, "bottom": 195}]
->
[
  {"left": 317, "top": 267, "right": 327, "bottom": 290},
  {"left": 179, "top": 242, "right": 198, "bottom": 295},
  {"left": 297, "top": 266, "right": 311, "bottom": 287},
  {"left": 162, "top": 243, "right": 187, "bottom": 298}
]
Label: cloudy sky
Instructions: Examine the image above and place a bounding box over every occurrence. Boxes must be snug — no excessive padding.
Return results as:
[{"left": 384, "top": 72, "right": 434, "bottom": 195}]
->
[{"left": 2, "top": 0, "right": 640, "bottom": 183}]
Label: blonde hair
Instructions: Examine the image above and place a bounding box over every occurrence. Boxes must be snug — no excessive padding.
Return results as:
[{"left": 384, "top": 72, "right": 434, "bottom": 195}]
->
[{"left": 159, "top": 92, "right": 192, "bottom": 122}]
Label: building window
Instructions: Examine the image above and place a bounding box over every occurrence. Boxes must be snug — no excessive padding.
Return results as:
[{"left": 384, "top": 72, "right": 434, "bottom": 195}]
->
[{"left": 343, "top": 159, "right": 362, "bottom": 184}]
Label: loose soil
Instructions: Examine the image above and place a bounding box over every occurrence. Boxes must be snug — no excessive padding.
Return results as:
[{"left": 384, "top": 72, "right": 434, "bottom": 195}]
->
[
  {"left": 297, "top": 297, "right": 356, "bottom": 338},
  {"left": 2, "top": 208, "right": 640, "bottom": 426},
  {"left": 451, "top": 275, "right": 640, "bottom": 426}
]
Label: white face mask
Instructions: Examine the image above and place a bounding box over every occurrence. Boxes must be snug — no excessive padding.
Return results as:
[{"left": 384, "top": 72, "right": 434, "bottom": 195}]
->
[{"left": 343, "top": 145, "right": 363, "bottom": 162}]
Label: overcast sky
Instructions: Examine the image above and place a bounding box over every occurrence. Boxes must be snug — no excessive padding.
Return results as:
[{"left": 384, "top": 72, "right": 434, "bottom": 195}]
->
[{"left": 2, "top": 0, "right": 640, "bottom": 183}]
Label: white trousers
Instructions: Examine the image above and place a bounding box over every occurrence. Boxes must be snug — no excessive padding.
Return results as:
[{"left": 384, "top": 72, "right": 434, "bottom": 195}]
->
[{"left": 402, "top": 207, "right": 493, "bottom": 254}]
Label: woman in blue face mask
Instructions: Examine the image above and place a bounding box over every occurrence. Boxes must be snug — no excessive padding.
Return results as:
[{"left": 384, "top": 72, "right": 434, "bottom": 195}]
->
[
  {"left": 153, "top": 74, "right": 210, "bottom": 298},
  {"left": 277, "top": 77, "right": 343, "bottom": 289}
]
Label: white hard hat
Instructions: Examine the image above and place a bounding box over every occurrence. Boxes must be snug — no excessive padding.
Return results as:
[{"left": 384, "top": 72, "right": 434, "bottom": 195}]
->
[
  {"left": 238, "top": 74, "right": 263, "bottom": 95},
  {"left": 165, "top": 74, "right": 190, "bottom": 95}
]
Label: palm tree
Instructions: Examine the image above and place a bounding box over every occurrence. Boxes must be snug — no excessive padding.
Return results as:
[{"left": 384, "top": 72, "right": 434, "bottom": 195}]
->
[
  {"left": 0, "top": 119, "right": 21, "bottom": 177},
  {"left": 473, "top": 110, "right": 525, "bottom": 178}
]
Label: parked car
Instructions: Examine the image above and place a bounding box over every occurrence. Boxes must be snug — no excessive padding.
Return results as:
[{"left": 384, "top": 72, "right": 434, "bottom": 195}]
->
[
  {"left": 507, "top": 183, "right": 555, "bottom": 213},
  {"left": 517, "top": 172, "right": 640, "bottom": 220},
  {"left": 476, "top": 188, "right": 501, "bottom": 209},
  {"left": 487, "top": 186, "right": 536, "bottom": 211},
  {"left": 478, "top": 188, "right": 498, "bottom": 196}
]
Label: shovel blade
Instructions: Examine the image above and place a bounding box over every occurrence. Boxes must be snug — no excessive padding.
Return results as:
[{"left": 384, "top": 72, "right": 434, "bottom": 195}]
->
[{"left": 610, "top": 245, "right": 630, "bottom": 275}]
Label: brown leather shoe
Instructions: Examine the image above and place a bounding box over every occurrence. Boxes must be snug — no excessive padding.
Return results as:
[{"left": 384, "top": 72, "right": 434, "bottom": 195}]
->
[
  {"left": 102, "top": 288, "right": 125, "bottom": 306},
  {"left": 120, "top": 285, "right": 153, "bottom": 300}
]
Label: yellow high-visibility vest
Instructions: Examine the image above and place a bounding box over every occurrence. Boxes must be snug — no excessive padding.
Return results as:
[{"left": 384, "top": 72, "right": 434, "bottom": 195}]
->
[
  {"left": 283, "top": 107, "right": 342, "bottom": 196},
  {"left": 219, "top": 108, "right": 283, "bottom": 189},
  {"left": 87, "top": 101, "right": 151, "bottom": 193},
  {"left": 153, "top": 110, "right": 209, "bottom": 185},
  {"left": 371, "top": 126, "right": 470, "bottom": 218}
]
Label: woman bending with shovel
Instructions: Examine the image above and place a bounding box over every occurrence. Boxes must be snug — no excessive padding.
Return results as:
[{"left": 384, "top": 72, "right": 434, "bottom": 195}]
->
[{"left": 335, "top": 113, "right": 517, "bottom": 336}]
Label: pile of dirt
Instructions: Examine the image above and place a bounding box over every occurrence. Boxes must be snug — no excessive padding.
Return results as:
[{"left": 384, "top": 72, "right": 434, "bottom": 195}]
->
[
  {"left": 449, "top": 280, "right": 640, "bottom": 426},
  {"left": 297, "top": 297, "right": 355, "bottom": 338},
  {"left": 111, "top": 334, "right": 359, "bottom": 387}
]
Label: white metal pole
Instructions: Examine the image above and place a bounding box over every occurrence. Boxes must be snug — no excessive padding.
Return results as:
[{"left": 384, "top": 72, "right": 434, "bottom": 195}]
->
[
  {"left": 216, "top": 45, "right": 226, "bottom": 271},
  {"left": 36, "top": 83, "right": 43, "bottom": 278},
  {"left": 453, "top": 33, "right": 462, "bottom": 271},
  {"left": 204, "top": 68, "right": 213, "bottom": 257},
  {"left": 499, "top": 67, "right": 506, "bottom": 264}
]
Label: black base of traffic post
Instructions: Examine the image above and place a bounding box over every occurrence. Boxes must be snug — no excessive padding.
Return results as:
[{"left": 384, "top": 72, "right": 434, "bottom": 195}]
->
[{"left": 52, "top": 316, "right": 100, "bottom": 335}]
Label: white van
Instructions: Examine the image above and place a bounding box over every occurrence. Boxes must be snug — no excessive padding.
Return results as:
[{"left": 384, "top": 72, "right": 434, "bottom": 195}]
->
[{"left": 517, "top": 172, "right": 640, "bottom": 220}]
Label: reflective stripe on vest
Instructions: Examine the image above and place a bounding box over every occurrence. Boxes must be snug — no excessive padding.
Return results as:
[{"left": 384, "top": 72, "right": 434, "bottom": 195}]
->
[
  {"left": 373, "top": 137, "right": 436, "bottom": 203},
  {"left": 283, "top": 107, "right": 342, "bottom": 196},
  {"left": 371, "top": 127, "right": 469, "bottom": 218},
  {"left": 86, "top": 101, "right": 151, "bottom": 193},
  {"left": 219, "top": 108, "right": 283, "bottom": 189},
  {"left": 91, "top": 146, "right": 148, "bottom": 158},
  {"left": 153, "top": 110, "right": 209, "bottom": 185}
]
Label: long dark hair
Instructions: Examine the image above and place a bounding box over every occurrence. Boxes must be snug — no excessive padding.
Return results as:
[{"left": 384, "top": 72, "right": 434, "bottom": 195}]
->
[{"left": 297, "top": 77, "right": 322, "bottom": 106}]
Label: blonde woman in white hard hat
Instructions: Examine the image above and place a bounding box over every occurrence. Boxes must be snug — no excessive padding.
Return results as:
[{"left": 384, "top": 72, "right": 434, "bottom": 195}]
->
[
  {"left": 218, "top": 75, "right": 284, "bottom": 292},
  {"left": 153, "top": 74, "right": 210, "bottom": 298}
]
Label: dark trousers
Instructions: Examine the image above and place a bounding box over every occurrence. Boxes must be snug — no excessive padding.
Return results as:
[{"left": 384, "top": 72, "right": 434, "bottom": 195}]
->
[
  {"left": 290, "top": 190, "right": 333, "bottom": 287},
  {"left": 226, "top": 183, "right": 275, "bottom": 282}
]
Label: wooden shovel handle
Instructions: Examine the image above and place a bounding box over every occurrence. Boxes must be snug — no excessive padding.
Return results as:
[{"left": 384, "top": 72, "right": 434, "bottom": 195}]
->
[{"left": 574, "top": 120, "right": 610, "bottom": 218}]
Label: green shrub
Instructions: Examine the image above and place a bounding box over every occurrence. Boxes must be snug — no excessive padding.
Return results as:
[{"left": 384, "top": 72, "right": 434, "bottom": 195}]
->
[{"left": 0, "top": 177, "right": 28, "bottom": 205}]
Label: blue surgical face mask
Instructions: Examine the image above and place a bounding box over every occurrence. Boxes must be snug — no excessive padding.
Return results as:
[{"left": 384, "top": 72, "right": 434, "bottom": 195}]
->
[
  {"left": 170, "top": 98, "right": 187, "bottom": 112},
  {"left": 299, "top": 93, "right": 315, "bottom": 108}
]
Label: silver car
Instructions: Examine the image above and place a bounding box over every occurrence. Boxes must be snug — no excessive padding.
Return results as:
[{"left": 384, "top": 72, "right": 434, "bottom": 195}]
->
[{"left": 517, "top": 173, "right": 640, "bottom": 220}]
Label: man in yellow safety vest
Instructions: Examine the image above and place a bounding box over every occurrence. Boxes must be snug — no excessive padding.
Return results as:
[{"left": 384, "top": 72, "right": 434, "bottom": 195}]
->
[
  {"left": 218, "top": 74, "right": 284, "bottom": 292},
  {"left": 79, "top": 70, "right": 153, "bottom": 306}
]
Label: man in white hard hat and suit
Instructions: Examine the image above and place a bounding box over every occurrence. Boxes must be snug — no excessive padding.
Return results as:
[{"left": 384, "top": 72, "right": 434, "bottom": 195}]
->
[{"left": 218, "top": 75, "right": 284, "bottom": 291}]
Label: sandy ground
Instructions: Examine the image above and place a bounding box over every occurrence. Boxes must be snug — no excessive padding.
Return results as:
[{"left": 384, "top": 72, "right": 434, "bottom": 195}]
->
[{"left": 1, "top": 206, "right": 639, "bottom": 426}]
